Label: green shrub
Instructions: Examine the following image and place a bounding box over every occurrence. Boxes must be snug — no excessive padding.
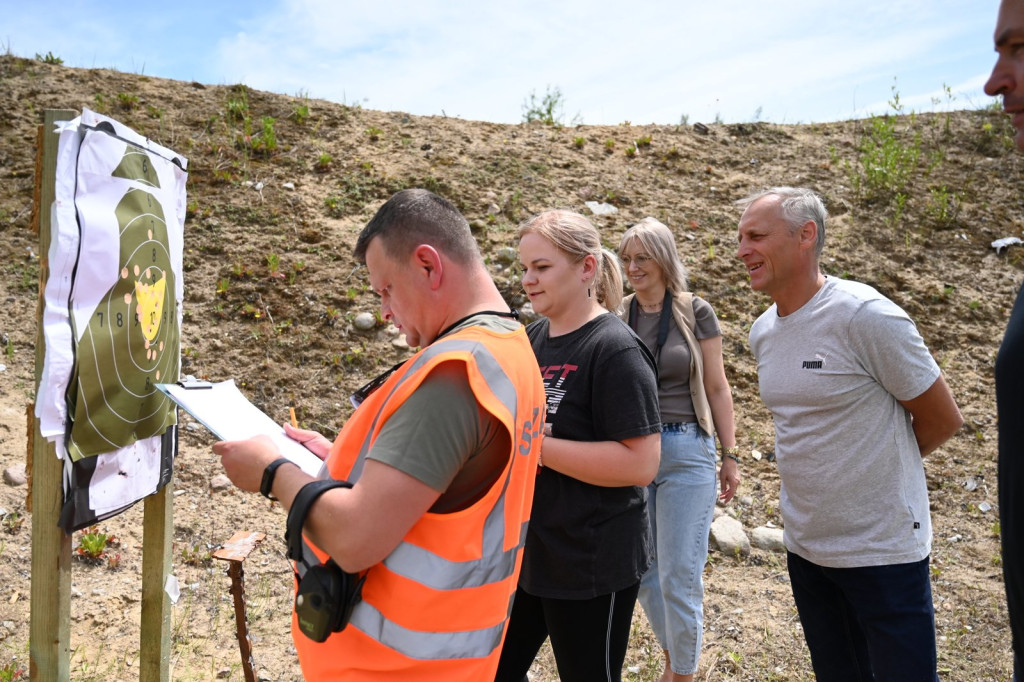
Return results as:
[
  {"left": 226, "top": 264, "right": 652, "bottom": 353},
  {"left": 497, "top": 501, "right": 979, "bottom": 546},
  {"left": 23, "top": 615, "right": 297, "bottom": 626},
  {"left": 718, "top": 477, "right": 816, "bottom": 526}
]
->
[
  {"left": 522, "top": 85, "right": 567, "bottom": 126},
  {"left": 35, "top": 51, "right": 62, "bottom": 65}
]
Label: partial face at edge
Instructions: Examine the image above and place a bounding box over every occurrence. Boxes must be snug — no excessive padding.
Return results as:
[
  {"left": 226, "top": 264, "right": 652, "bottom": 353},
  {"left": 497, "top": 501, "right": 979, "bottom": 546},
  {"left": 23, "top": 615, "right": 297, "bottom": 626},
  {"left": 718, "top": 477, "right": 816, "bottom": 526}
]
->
[{"left": 985, "top": 0, "right": 1024, "bottom": 151}]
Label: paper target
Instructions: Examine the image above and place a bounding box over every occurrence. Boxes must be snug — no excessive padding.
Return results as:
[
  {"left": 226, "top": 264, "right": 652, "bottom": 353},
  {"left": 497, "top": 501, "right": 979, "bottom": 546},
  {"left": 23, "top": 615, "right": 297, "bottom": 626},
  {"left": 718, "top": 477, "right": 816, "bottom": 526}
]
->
[{"left": 66, "top": 141, "right": 179, "bottom": 460}]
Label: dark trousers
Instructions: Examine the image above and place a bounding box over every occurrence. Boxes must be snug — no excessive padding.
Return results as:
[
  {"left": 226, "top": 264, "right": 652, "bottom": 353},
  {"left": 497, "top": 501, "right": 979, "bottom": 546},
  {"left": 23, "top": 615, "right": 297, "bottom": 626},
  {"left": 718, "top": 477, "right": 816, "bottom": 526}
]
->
[
  {"left": 787, "top": 551, "right": 938, "bottom": 682},
  {"left": 494, "top": 582, "right": 640, "bottom": 682}
]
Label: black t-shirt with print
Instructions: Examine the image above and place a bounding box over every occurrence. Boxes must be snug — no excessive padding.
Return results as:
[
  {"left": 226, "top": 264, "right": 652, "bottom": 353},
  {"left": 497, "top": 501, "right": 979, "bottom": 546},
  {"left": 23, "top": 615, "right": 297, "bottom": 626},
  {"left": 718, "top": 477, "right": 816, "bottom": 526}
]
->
[{"left": 520, "top": 313, "right": 661, "bottom": 598}]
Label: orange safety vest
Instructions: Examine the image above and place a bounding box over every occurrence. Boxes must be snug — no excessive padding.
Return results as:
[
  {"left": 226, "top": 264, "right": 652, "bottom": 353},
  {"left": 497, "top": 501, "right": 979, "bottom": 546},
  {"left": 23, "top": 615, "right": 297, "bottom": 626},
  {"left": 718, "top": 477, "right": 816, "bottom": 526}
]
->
[{"left": 292, "top": 324, "right": 545, "bottom": 681}]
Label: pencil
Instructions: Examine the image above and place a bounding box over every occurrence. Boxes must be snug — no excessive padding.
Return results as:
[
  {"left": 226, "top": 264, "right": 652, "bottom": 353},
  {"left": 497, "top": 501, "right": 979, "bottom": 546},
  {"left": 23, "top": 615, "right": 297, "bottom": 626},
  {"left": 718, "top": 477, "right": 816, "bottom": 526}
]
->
[{"left": 289, "top": 407, "right": 298, "bottom": 429}]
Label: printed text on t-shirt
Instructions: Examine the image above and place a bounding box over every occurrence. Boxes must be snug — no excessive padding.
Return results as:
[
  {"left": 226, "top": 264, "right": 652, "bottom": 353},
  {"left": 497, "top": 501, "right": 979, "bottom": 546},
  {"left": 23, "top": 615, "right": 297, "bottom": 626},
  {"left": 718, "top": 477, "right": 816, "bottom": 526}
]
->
[{"left": 539, "top": 364, "right": 578, "bottom": 416}]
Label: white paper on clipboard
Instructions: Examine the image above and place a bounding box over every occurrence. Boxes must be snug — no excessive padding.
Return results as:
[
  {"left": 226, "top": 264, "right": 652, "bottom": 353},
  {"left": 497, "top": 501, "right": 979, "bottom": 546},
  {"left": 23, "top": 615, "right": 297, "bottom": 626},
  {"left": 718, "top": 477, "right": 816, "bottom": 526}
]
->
[{"left": 156, "top": 379, "right": 324, "bottom": 476}]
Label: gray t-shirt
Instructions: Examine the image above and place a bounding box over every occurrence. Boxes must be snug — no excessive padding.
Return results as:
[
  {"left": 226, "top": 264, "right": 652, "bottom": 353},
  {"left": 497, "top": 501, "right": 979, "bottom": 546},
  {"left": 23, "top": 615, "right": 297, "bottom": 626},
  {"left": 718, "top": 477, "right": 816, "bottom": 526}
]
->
[
  {"left": 749, "top": 277, "right": 940, "bottom": 568},
  {"left": 634, "top": 296, "right": 720, "bottom": 424}
]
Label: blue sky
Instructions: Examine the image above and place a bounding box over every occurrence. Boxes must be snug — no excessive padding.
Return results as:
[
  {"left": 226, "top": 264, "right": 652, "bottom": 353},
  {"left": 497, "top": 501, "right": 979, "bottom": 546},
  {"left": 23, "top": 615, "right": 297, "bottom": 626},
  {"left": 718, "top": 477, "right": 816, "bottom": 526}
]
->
[{"left": 1, "top": 0, "right": 1003, "bottom": 125}]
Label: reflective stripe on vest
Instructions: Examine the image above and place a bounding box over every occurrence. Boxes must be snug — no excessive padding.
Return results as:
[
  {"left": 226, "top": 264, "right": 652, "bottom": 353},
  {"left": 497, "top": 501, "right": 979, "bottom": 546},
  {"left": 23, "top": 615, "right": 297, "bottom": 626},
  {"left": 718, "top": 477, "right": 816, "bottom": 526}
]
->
[
  {"left": 297, "top": 332, "right": 530, "bottom": 660},
  {"left": 347, "top": 593, "right": 513, "bottom": 661}
]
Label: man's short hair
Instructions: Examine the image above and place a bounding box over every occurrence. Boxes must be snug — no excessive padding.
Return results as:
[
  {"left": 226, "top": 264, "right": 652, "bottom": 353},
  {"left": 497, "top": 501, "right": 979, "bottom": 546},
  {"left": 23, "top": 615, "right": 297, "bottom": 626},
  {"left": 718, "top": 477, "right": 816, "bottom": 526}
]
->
[
  {"left": 354, "top": 189, "right": 482, "bottom": 265},
  {"left": 737, "top": 187, "right": 828, "bottom": 257}
]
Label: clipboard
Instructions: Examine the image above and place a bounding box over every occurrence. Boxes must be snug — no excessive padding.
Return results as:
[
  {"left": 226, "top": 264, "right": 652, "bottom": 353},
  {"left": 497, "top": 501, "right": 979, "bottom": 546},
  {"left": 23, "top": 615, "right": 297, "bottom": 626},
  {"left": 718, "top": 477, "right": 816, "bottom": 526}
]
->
[{"left": 156, "top": 377, "right": 324, "bottom": 476}]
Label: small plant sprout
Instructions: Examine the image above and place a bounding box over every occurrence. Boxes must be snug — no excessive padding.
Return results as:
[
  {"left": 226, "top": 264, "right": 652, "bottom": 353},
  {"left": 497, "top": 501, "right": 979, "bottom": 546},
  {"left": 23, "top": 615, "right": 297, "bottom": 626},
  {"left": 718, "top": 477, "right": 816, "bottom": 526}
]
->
[
  {"left": 288, "top": 260, "right": 306, "bottom": 285},
  {"left": 117, "top": 92, "right": 140, "bottom": 111},
  {"left": 315, "top": 152, "right": 333, "bottom": 172},
  {"left": 366, "top": 126, "right": 383, "bottom": 141},
  {"left": 226, "top": 94, "right": 248, "bottom": 122},
  {"left": 572, "top": 136, "right": 586, "bottom": 149},
  {"left": 266, "top": 254, "right": 284, "bottom": 279},
  {"left": 241, "top": 303, "right": 263, "bottom": 319},
  {"left": 231, "top": 262, "right": 253, "bottom": 279},
  {"left": 2, "top": 510, "right": 24, "bottom": 534},
  {"left": 604, "top": 139, "right": 615, "bottom": 153},
  {"left": 636, "top": 135, "right": 652, "bottom": 148},
  {"left": 249, "top": 116, "right": 278, "bottom": 156},
  {"left": 0, "top": 661, "right": 27, "bottom": 681},
  {"left": 180, "top": 542, "right": 213, "bottom": 567},
  {"left": 216, "top": 278, "right": 230, "bottom": 295},
  {"left": 75, "top": 526, "right": 118, "bottom": 562},
  {"left": 291, "top": 99, "right": 310, "bottom": 124}
]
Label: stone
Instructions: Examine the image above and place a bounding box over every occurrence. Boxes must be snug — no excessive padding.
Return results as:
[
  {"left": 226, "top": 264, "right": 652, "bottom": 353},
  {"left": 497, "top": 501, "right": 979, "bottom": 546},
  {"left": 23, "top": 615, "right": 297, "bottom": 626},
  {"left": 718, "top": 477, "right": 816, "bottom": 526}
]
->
[
  {"left": 584, "top": 201, "right": 617, "bottom": 216},
  {"left": 494, "top": 247, "right": 518, "bottom": 265},
  {"left": 3, "top": 465, "right": 27, "bottom": 487},
  {"left": 352, "top": 312, "right": 376, "bottom": 331},
  {"left": 209, "top": 475, "right": 233, "bottom": 492},
  {"left": 710, "top": 514, "right": 750, "bottom": 556},
  {"left": 749, "top": 526, "right": 786, "bottom": 553}
]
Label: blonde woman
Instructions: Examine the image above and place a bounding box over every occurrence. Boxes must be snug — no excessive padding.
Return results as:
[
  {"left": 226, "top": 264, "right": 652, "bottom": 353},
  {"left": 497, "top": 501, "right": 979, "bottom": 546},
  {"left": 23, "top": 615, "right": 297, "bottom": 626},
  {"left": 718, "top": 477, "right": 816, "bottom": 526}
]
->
[
  {"left": 618, "top": 217, "right": 740, "bottom": 682},
  {"left": 495, "top": 210, "right": 661, "bottom": 682}
]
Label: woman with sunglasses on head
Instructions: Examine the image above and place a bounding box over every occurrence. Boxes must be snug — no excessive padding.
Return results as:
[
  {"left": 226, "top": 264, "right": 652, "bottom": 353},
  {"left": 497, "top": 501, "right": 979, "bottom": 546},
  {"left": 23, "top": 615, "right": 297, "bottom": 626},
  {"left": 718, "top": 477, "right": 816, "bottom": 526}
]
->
[
  {"left": 618, "top": 217, "right": 740, "bottom": 682},
  {"left": 494, "top": 210, "right": 661, "bottom": 682}
]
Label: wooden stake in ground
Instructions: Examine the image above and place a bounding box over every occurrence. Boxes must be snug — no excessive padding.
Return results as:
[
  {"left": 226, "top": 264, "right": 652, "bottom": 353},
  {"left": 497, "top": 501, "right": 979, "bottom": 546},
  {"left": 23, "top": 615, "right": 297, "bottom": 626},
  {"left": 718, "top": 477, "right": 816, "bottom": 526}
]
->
[{"left": 213, "top": 531, "right": 267, "bottom": 682}]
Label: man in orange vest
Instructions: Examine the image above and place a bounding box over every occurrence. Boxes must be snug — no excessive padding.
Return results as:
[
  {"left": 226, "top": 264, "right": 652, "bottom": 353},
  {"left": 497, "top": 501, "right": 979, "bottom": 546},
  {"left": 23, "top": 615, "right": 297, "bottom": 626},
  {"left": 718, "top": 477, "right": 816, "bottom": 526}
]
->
[{"left": 214, "top": 188, "right": 547, "bottom": 680}]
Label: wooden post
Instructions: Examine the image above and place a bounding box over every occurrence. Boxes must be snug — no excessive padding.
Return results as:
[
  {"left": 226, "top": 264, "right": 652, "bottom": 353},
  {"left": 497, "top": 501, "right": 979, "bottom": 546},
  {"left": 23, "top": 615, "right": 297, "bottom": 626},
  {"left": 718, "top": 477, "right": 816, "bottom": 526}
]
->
[
  {"left": 213, "top": 531, "right": 268, "bottom": 682},
  {"left": 140, "top": 474, "right": 173, "bottom": 682},
  {"left": 29, "top": 108, "right": 76, "bottom": 681}
]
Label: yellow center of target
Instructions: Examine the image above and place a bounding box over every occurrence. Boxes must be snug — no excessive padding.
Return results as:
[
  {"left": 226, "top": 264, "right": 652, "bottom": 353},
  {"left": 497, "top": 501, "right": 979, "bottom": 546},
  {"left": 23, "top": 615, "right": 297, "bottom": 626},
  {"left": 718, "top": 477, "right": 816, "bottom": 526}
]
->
[{"left": 133, "top": 274, "right": 166, "bottom": 341}]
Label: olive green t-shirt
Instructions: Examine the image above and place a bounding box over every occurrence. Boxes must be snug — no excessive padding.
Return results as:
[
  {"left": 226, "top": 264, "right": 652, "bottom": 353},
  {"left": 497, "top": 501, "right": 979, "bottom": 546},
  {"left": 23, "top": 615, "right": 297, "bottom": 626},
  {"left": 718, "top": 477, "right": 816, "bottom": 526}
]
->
[{"left": 365, "top": 316, "right": 518, "bottom": 513}]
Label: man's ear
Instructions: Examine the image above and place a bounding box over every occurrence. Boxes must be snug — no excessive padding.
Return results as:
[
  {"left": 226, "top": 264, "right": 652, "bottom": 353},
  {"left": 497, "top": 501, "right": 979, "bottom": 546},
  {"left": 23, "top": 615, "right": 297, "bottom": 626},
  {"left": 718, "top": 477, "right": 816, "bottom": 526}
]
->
[
  {"left": 798, "top": 220, "right": 818, "bottom": 251},
  {"left": 412, "top": 245, "right": 443, "bottom": 290}
]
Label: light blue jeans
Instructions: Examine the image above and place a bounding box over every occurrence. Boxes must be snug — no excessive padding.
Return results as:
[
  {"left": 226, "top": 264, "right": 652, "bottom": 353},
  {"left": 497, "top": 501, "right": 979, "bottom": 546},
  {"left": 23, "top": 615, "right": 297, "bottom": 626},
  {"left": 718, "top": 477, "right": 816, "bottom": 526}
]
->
[{"left": 637, "top": 422, "right": 718, "bottom": 676}]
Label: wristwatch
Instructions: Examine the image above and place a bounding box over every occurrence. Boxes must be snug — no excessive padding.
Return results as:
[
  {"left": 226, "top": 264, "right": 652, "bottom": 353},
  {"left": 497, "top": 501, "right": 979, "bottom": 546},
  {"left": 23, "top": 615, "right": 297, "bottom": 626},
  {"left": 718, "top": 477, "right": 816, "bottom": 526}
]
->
[{"left": 260, "top": 457, "right": 294, "bottom": 500}]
